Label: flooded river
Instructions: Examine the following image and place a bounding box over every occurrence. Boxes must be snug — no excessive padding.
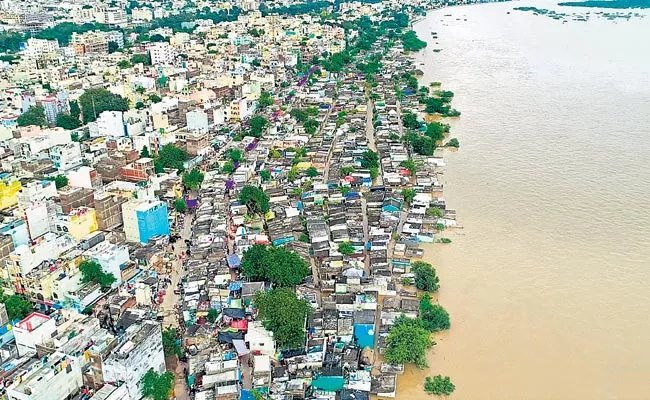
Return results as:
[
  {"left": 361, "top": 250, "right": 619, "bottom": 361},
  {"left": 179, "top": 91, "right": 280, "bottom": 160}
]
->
[{"left": 398, "top": 2, "right": 650, "bottom": 399}]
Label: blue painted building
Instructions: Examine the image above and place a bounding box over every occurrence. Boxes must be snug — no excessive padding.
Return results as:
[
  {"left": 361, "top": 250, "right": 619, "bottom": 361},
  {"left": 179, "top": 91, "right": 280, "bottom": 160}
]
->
[{"left": 123, "top": 200, "right": 170, "bottom": 244}]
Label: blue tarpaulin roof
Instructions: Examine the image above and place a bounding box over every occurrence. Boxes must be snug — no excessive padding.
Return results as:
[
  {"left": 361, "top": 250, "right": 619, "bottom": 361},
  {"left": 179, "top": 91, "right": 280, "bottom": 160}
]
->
[
  {"left": 312, "top": 376, "right": 345, "bottom": 391},
  {"left": 227, "top": 254, "right": 241, "bottom": 268},
  {"left": 228, "top": 281, "right": 242, "bottom": 291},
  {"left": 354, "top": 324, "right": 375, "bottom": 349},
  {"left": 240, "top": 390, "right": 254, "bottom": 400}
]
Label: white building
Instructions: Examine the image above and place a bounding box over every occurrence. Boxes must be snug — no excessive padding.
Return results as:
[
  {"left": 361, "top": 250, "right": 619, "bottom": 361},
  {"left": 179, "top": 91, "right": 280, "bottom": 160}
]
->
[
  {"left": 245, "top": 321, "right": 276, "bottom": 356},
  {"left": 84, "top": 241, "right": 129, "bottom": 287},
  {"left": 13, "top": 312, "right": 57, "bottom": 356},
  {"left": 95, "top": 7, "right": 127, "bottom": 25},
  {"left": 102, "top": 321, "right": 165, "bottom": 399},
  {"left": 25, "top": 38, "right": 59, "bottom": 57},
  {"left": 90, "top": 110, "right": 124, "bottom": 138},
  {"left": 131, "top": 8, "right": 153, "bottom": 21},
  {"left": 148, "top": 42, "right": 176, "bottom": 66},
  {"left": 49, "top": 142, "right": 82, "bottom": 171},
  {"left": 186, "top": 110, "right": 209, "bottom": 133},
  {"left": 5, "top": 351, "right": 83, "bottom": 400}
]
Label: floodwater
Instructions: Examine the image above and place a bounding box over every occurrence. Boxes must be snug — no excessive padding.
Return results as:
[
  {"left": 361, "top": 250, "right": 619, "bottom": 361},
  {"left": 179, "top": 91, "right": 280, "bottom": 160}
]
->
[{"left": 397, "top": 2, "right": 650, "bottom": 399}]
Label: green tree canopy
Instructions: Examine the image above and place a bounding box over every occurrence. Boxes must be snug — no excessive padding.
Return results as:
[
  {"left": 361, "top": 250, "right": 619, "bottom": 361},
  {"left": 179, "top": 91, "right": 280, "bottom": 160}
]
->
[
  {"left": 241, "top": 245, "right": 310, "bottom": 287},
  {"left": 412, "top": 261, "right": 440, "bottom": 292},
  {"left": 182, "top": 168, "right": 205, "bottom": 190},
  {"left": 149, "top": 94, "right": 162, "bottom": 103},
  {"left": 17, "top": 105, "right": 47, "bottom": 127},
  {"left": 0, "top": 288, "right": 33, "bottom": 321},
  {"left": 402, "top": 110, "right": 421, "bottom": 130},
  {"left": 424, "top": 375, "right": 456, "bottom": 396},
  {"left": 337, "top": 242, "right": 355, "bottom": 255},
  {"left": 79, "top": 88, "right": 129, "bottom": 123},
  {"left": 108, "top": 41, "right": 119, "bottom": 53},
  {"left": 162, "top": 328, "right": 182, "bottom": 358},
  {"left": 140, "top": 145, "right": 151, "bottom": 158},
  {"left": 401, "top": 188, "right": 416, "bottom": 205},
  {"left": 400, "top": 160, "right": 416, "bottom": 175},
  {"left": 131, "top": 53, "right": 151, "bottom": 65},
  {"left": 258, "top": 90, "right": 274, "bottom": 108},
  {"left": 420, "top": 292, "right": 450, "bottom": 332},
  {"left": 229, "top": 148, "right": 242, "bottom": 162},
  {"left": 360, "top": 150, "right": 379, "bottom": 169},
  {"left": 207, "top": 309, "right": 219, "bottom": 323},
  {"left": 118, "top": 60, "right": 132, "bottom": 69},
  {"left": 55, "top": 113, "right": 81, "bottom": 130},
  {"left": 174, "top": 198, "right": 187, "bottom": 213},
  {"left": 79, "top": 260, "right": 116, "bottom": 289},
  {"left": 222, "top": 161, "right": 235, "bottom": 174},
  {"left": 155, "top": 144, "right": 188, "bottom": 172},
  {"left": 254, "top": 288, "right": 312, "bottom": 349},
  {"left": 69, "top": 100, "right": 81, "bottom": 119},
  {"left": 259, "top": 170, "right": 271, "bottom": 181},
  {"left": 141, "top": 369, "right": 175, "bottom": 400},
  {"left": 306, "top": 166, "right": 319, "bottom": 178},
  {"left": 239, "top": 185, "right": 270, "bottom": 215},
  {"left": 384, "top": 315, "right": 433, "bottom": 368},
  {"left": 303, "top": 118, "right": 319, "bottom": 135},
  {"left": 46, "top": 175, "right": 69, "bottom": 189},
  {"left": 248, "top": 116, "right": 269, "bottom": 138}
]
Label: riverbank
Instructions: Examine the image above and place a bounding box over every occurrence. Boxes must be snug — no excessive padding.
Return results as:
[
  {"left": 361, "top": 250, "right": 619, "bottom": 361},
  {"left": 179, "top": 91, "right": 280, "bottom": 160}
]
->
[{"left": 407, "top": 2, "right": 650, "bottom": 398}]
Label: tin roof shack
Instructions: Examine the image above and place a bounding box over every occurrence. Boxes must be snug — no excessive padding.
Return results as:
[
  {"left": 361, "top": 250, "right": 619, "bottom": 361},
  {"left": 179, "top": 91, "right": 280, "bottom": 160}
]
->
[
  {"left": 201, "top": 357, "right": 240, "bottom": 399},
  {"left": 370, "top": 373, "right": 397, "bottom": 398}
]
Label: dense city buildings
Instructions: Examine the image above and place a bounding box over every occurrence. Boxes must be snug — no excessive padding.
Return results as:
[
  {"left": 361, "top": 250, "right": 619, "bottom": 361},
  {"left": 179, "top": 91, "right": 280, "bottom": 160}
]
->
[{"left": 0, "top": 0, "right": 474, "bottom": 398}]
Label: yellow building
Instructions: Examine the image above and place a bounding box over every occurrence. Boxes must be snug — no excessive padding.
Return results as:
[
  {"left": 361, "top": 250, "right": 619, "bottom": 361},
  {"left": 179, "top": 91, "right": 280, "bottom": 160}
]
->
[
  {"left": 68, "top": 208, "right": 99, "bottom": 241},
  {"left": 0, "top": 177, "right": 22, "bottom": 210}
]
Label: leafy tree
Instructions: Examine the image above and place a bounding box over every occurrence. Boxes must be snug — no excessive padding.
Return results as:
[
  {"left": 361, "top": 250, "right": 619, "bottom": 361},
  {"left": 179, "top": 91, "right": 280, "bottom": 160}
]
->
[
  {"left": 402, "top": 188, "right": 416, "bottom": 205},
  {"left": 162, "top": 328, "right": 182, "bottom": 358},
  {"left": 69, "top": 100, "right": 81, "bottom": 119},
  {"left": 135, "top": 86, "right": 146, "bottom": 95},
  {"left": 182, "top": 168, "right": 204, "bottom": 190},
  {"left": 108, "top": 41, "right": 119, "bottom": 53},
  {"left": 17, "top": 106, "right": 47, "bottom": 127},
  {"left": 241, "top": 245, "right": 310, "bottom": 287},
  {"left": 384, "top": 315, "right": 433, "bottom": 368},
  {"left": 207, "top": 308, "right": 219, "bottom": 323},
  {"left": 55, "top": 113, "right": 81, "bottom": 130},
  {"left": 402, "top": 111, "right": 421, "bottom": 130},
  {"left": 254, "top": 288, "right": 312, "bottom": 349},
  {"left": 287, "top": 167, "right": 299, "bottom": 182},
  {"left": 47, "top": 175, "right": 69, "bottom": 189},
  {"left": 258, "top": 90, "right": 274, "bottom": 109},
  {"left": 426, "top": 207, "right": 443, "bottom": 218},
  {"left": 425, "top": 122, "right": 448, "bottom": 143},
  {"left": 369, "top": 167, "right": 379, "bottom": 180},
  {"left": 269, "top": 148, "right": 281, "bottom": 159},
  {"left": 360, "top": 150, "right": 379, "bottom": 169},
  {"left": 79, "top": 260, "right": 116, "bottom": 290},
  {"left": 446, "top": 138, "right": 460, "bottom": 148},
  {"left": 248, "top": 116, "right": 269, "bottom": 138},
  {"left": 338, "top": 242, "right": 355, "bottom": 255},
  {"left": 306, "top": 166, "right": 319, "bottom": 178},
  {"left": 141, "top": 369, "right": 175, "bottom": 400},
  {"left": 229, "top": 148, "right": 242, "bottom": 162},
  {"left": 150, "top": 34, "right": 167, "bottom": 42},
  {"left": 222, "top": 161, "right": 235, "bottom": 174},
  {"left": 79, "top": 88, "right": 129, "bottom": 123},
  {"left": 290, "top": 108, "right": 309, "bottom": 123},
  {"left": 0, "top": 288, "right": 33, "bottom": 321},
  {"left": 118, "top": 59, "right": 132, "bottom": 69},
  {"left": 340, "top": 166, "right": 355, "bottom": 176},
  {"left": 131, "top": 53, "right": 151, "bottom": 65},
  {"left": 149, "top": 94, "right": 162, "bottom": 103},
  {"left": 400, "top": 160, "right": 416, "bottom": 175},
  {"left": 303, "top": 118, "right": 319, "bottom": 135},
  {"left": 420, "top": 292, "right": 450, "bottom": 332},
  {"left": 424, "top": 375, "right": 455, "bottom": 396},
  {"left": 412, "top": 261, "right": 439, "bottom": 292},
  {"left": 156, "top": 144, "right": 187, "bottom": 172},
  {"left": 135, "top": 101, "right": 146, "bottom": 110},
  {"left": 401, "top": 30, "right": 427, "bottom": 52},
  {"left": 174, "top": 198, "right": 187, "bottom": 213},
  {"left": 259, "top": 170, "right": 271, "bottom": 181},
  {"left": 140, "top": 145, "right": 151, "bottom": 158},
  {"left": 239, "top": 185, "right": 270, "bottom": 215}
]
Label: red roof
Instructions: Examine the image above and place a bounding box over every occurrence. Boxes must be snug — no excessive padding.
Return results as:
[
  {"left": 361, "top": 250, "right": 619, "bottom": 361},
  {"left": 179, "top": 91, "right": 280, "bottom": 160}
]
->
[{"left": 230, "top": 319, "right": 249, "bottom": 331}]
